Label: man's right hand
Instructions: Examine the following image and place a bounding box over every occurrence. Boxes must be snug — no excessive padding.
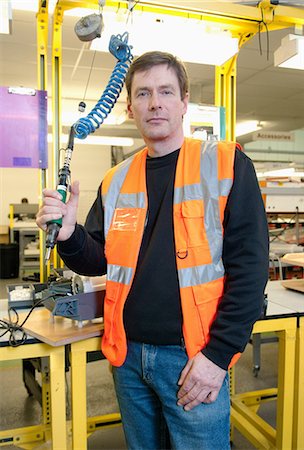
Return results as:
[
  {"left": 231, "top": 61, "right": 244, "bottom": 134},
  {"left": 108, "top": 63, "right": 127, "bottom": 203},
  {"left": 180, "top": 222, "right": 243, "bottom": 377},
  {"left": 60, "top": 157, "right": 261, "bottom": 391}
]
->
[{"left": 36, "top": 180, "right": 80, "bottom": 242}]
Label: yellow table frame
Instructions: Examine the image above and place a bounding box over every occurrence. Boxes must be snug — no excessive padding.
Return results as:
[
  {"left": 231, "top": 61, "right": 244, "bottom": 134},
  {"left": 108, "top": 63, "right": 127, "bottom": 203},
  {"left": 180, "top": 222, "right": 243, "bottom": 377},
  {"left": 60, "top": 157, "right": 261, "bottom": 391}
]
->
[
  {"left": 293, "top": 316, "right": 304, "bottom": 450},
  {"left": 70, "top": 338, "right": 121, "bottom": 450},
  {"left": 231, "top": 317, "right": 297, "bottom": 450},
  {"left": 0, "top": 343, "right": 67, "bottom": 449},
  {"left": 70, "top": 317, "right": 298, "bottom": 450}
]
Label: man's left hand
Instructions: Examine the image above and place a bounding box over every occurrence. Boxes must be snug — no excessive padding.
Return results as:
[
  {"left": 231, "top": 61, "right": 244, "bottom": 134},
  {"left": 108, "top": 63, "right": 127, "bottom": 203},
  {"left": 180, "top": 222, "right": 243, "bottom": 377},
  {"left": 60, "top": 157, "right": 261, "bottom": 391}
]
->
[{"left": 177, "top": 353, "right": 227, "bottom": 411}]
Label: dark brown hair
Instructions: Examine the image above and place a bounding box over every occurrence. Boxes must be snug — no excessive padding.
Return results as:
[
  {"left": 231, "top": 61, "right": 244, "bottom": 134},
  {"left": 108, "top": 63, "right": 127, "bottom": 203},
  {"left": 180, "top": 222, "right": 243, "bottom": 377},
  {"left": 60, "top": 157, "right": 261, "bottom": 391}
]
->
[{"left": 125, "top": 51, "right": 189, "bottom": 100}]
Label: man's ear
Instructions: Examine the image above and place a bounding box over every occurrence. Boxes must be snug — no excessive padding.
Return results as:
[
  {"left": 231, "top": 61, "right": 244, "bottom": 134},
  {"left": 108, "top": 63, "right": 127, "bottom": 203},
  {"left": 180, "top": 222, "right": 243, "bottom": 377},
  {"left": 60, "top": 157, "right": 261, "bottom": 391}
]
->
[
  {"left": 182, "top": 92, "right": 189, "bottom": 116},
  {"left": 127, "top": 102, "right": 134, "bottom": 119}
]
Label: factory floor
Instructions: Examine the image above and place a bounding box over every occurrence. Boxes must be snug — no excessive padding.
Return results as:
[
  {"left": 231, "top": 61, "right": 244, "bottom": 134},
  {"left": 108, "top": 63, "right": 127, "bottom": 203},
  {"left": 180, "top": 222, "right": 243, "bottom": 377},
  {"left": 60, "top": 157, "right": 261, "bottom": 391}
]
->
[{"left": 0, "top": 277, "right": 278, "bottom": 450}]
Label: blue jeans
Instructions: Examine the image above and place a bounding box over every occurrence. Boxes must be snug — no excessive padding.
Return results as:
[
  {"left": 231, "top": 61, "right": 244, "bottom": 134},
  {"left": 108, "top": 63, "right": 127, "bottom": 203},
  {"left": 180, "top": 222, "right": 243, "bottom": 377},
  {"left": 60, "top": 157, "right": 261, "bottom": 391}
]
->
[{"left": 112, "top": 341, "right": 230, "bottom": 450}]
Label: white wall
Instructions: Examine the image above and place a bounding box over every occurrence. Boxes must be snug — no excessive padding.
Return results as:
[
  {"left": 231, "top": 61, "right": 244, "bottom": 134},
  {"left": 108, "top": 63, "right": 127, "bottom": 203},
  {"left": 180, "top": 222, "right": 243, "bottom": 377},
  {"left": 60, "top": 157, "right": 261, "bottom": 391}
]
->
[
  {"left": 0, "top": 142, "right": 112, "bottom": 227},
  {"left": 0, "top": 138, "right": 144, "bottom": 227},
  {"left": 244, "top": 129, "right": 304, "bottom": 165}
]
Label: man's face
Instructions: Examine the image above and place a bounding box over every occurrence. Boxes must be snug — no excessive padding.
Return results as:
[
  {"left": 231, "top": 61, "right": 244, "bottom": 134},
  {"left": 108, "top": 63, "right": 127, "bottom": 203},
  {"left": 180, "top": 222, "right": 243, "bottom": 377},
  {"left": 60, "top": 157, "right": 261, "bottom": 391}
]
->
[{"left": 127, "top": 64, "right": 188, "bottom": 146}]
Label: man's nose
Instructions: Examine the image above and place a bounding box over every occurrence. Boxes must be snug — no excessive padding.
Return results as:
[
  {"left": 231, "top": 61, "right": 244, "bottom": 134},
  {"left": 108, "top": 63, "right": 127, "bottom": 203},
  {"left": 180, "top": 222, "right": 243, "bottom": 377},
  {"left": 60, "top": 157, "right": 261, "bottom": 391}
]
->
[{"left": 149, "top": 92, "right": 162, "bottom": 110}]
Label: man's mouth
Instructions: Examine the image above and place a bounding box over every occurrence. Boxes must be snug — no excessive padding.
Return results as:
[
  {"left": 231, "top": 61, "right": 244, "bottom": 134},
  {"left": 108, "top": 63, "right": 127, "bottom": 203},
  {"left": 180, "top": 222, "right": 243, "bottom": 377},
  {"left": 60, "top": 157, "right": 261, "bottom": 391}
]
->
[{"left": 147, "top": 117, "right": 166, "bottom": 123}]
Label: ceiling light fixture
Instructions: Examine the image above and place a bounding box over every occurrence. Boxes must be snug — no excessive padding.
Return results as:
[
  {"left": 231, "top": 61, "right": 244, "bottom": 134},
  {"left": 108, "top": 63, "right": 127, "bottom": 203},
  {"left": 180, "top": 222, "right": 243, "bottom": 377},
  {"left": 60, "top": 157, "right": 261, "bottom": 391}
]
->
[
  {"left": 0, "top": 0, "right": 12, "bottom": 34},
  {"left": 235, "top": 120, "right": 262, "bottom": 137},
  {"left": 90, "top": 11, "right": 239, "bottom": 66},
  {"left": 11, "top": 0, "right": 38, "bottom": 12},
  {"left": 274, "top": 33, "right": 304, "bottom": 70}
]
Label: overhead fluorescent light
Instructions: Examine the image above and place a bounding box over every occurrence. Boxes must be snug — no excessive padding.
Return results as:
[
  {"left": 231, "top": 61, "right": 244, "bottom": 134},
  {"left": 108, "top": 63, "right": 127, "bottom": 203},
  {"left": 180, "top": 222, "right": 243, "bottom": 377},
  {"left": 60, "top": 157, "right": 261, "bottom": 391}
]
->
[
  {"left": 0, "top": 0, "right": 12, "bottom": 34},
  {"left": 11, "top": 0, "right": 38, "bottom": 12},
  {"left": 11, "top": 0, "right": 56, "bottom": 14},
  {"left": 235, "top": 120, "right": 262, "bottom": 137},
  {"left": 274, "top": 34, "right": 304, "bottom": 70},
  {"left": 64, "top": 8, "right": 97, "bottom": 17},
  {"left": 90, "top": 11, "right": 239, "bottom": 66},
  {"left": 47, "top": 134, "right": 134, "bottom": 147}
]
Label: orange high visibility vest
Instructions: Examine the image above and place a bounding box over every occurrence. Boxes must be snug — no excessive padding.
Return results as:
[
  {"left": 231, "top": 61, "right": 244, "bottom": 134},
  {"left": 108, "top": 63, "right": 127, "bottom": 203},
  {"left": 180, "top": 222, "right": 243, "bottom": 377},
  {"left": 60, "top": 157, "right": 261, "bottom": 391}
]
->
[{"left": 101, "top": 138, "right": 240, "bottom": 367}]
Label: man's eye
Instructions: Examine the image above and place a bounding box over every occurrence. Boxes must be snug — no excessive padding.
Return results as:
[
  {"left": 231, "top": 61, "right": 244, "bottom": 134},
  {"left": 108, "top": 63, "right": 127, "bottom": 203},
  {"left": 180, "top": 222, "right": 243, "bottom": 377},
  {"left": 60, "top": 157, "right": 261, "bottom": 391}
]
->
[
  {"left": 162, "top": 90, "right": 173, "bottom": 95},
  {"left": 137, "top": 91, "right": 149, "bottom": 97}
]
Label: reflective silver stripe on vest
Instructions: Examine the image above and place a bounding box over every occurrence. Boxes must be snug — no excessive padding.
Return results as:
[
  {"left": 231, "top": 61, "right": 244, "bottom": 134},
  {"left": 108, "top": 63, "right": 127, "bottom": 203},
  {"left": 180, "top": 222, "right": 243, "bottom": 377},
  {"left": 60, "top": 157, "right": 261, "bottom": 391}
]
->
[
  {"left": 178, "top": 259, "right": 224, "bottom": 288},
  {"left": 174, "top": 141, "right": 233, "bottom": 287},
  {"left": 174, "top": 183, "right": 203, "bottom": 205},
  {"left": 116, "top": 192, "right": 146, "bottom": 209},
  {"left": 220, "top": 178, "right": 233, "bottom": 197},
  {"left": 200, "top": 141, "right": 232, "bottom": 265},
  {"left": 102, "top": 156, "right": 136, "bottom": 238},
  {"left": 107, "top": 264, "right": 133, "bottom": 285}
]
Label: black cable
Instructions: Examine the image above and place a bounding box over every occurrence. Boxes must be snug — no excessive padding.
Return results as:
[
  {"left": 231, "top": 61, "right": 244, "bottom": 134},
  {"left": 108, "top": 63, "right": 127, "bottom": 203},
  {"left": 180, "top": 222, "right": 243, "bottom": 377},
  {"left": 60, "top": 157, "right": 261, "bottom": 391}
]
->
[
  {"left": 0, "top": 295, "right": 54, "bottom": 347},
  {"left": 258, "top": 5, "right": 270, "bottom": 61},
  {"left": 258, "top": 21, "right": 262, "bottom": 56},
  {"left": 82, "top": 50, "right": 97, "bottom": 104},
  {"left": 269, "top": 212, "right": 299, "bottom": 243},
  {"left": 129, "top": 0, "right": 140, "bottom": 13},
  {"left": 265, "top": 21, "right": 270, "bottom": 61},
  {"left": 126, "top": 0, "right": 141, "bottom": 25}
]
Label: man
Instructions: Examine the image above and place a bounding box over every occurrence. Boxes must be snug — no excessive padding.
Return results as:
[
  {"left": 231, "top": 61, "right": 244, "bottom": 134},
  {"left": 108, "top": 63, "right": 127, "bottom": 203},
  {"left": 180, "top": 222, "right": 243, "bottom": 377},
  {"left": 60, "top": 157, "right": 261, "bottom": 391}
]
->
[{"left": 36, "top": 51, "right": 269, "bottom": 450}]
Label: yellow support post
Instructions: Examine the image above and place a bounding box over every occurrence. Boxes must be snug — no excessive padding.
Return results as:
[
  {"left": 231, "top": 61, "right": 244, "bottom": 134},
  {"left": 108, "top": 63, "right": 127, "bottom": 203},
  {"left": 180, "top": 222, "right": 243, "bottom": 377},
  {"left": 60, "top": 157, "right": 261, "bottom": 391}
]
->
[
  {"left": 70, "top": 340, "right": 92, "bottom": 449},
  {"left": 276, "top": 326, "right": 296, "bottom": 450},
  {"left": 51, "top": 2, "right": 64, "bottom": 269},
  {"left": 293, "top": 317, "right": 304, "bottom": 450},
  {"left": 214, "top": 55, "right": 237, "bottom": 142},
  {"left": 214, "top": 31, "right": 257, "bottom": 143},
  {"left": 37, "top": 0, "right": 48, "bottom": 282}
]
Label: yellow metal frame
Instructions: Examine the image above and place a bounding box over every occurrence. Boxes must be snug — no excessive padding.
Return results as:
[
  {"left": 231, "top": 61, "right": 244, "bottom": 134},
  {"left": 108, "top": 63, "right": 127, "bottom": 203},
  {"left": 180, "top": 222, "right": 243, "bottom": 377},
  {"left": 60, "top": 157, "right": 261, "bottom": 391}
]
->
[
  {"left": 1, "top": 315, "right": 301, "bottom": 449},
  {"left": 70, "top": 337, "right": 121, "bottom": 449},
  {"left": 35, "top": 2, "right": 304, "bottom": 447},
  {"left": 0, "top": 343, "right": 67, "bottom": 449},
  {"left": 293, "top": 316, "right": 304, "bottom": 449},
  {"left": 231, "top": 317, "right": 297, "bottom": 450},
  {"left": 37, "top": 1, "right": 49, "bottom": 282},
  {"left": 69, "top": 316, "right": 299, "bottom": 450},
  {"left": 48, "top": 0, "right": 304, "bottom": 178}
]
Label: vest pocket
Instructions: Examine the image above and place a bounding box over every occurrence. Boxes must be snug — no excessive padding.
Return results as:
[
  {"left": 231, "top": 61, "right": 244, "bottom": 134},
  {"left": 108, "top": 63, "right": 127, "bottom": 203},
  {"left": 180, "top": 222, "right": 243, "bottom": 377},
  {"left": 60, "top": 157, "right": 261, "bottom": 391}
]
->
[
  {"left": 180, "top": 201, "right": 209, "bottom": 249},
  {"left": 191, "top": 282, "right": 223, "bottom": 344},
  {"left": 104, "top": 282, "right": 120, "bottom": 346}
]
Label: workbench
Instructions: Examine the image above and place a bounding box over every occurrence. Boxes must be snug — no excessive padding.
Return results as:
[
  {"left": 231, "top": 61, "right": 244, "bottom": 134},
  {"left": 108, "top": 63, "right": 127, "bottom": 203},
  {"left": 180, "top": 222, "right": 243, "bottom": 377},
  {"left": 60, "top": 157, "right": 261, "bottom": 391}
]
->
[
  {"left": 231, "top": 280, "right": 304, "bottom": 450},
  {"left": 0, "top": 331, "right": 67, "bottom": 448},
  {"left": 1, "top": 281, "right": 303, "bottom": 449},
  {"left": 0, "top": 303, "right": 105, "bottom": 449}
]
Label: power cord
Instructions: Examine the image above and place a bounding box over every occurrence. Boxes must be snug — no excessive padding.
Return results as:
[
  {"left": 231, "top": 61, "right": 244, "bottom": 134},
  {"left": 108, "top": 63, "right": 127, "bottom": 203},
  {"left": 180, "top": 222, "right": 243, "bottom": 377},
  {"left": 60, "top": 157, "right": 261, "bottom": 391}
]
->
[
  {"left": 0, "top": 295, "right": 54, "bottom": 347},
  {"left": 258, "top": 4, "right": 271, "bottom": 61}
]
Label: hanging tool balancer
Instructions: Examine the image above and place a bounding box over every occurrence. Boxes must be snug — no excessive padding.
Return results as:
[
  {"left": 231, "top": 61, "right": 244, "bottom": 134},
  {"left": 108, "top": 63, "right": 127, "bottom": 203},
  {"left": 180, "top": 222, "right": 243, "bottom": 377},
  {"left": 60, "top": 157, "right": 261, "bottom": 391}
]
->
[{"left": 45, "top": 32, "right": 133, "bottom": 263}]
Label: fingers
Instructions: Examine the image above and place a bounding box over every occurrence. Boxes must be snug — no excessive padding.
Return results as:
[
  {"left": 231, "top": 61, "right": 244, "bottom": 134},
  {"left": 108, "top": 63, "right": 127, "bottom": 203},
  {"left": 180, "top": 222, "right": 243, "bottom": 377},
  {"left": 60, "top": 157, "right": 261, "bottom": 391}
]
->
[
  {"left": 42, "top": 188, "right": 63, "bottom": 201},
  {"left": 36, "top": 189, "right": 66, "bottom": 231},
  {"left": 177, "top": 359, "right": 192, "bottom": 386},
  {"left": 68, "top": 180, "right": 80, "bottom": 207},
  {"left": 177, "top": 383, "right": 220, "bottom": 411},
  {"left": 176, "top": 353, "right": 226, "bottom": 411},
  {"left": 71, "top": 180, "right": 80, "bottom": 195}
]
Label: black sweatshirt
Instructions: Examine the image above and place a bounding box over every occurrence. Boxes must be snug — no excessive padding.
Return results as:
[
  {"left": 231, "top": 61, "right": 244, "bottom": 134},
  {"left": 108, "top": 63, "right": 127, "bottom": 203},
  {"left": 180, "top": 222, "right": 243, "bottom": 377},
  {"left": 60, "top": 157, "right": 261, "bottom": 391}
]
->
[{"left": 58, "top": 148, "right": 269, "bottom": 370}]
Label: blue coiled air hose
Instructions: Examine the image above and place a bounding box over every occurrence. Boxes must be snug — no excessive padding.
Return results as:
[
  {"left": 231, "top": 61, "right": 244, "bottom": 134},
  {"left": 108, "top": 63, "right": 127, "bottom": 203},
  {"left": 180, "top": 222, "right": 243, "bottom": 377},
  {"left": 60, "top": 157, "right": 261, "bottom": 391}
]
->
[
  {"left": 45, "top": 32, "right": 133, "bottom": 262},
  {"left": 73, "top": 31, "right": 133, "bottom": 139}
]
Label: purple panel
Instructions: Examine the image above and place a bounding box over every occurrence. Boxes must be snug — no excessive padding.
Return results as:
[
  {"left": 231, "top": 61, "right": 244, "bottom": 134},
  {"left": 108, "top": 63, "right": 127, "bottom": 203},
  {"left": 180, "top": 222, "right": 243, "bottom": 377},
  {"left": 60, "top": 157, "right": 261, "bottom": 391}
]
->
[{"left": 0, "top": 87, "right": 48, "bottom": 169}]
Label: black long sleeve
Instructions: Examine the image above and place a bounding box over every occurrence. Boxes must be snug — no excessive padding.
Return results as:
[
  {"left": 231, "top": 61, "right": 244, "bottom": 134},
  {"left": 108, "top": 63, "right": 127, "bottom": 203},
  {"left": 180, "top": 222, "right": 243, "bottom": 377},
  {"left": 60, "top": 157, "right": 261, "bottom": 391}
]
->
[
  {"left": 57, "top": 189, "right": 107, "bottom": 276},
  {"left": 202, "top": 150, "right": 269, "bottom": 368},
  {"left": 58, "top": 149, "right": 269, "bottom": 370}
]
